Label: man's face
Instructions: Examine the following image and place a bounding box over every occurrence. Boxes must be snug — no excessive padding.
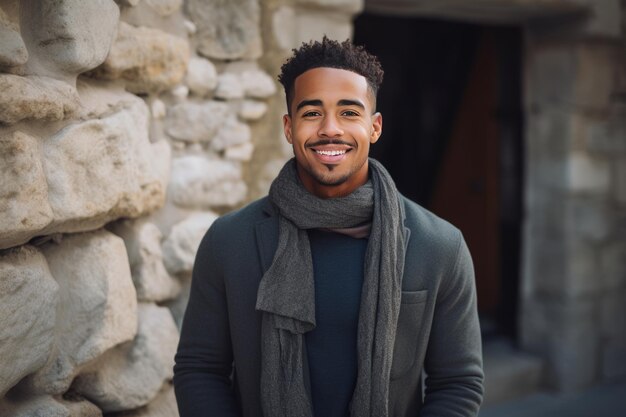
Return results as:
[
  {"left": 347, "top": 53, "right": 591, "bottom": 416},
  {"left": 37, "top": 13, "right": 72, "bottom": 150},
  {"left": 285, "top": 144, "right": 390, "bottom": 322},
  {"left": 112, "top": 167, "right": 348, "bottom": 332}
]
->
[{"left": 283, "top": 67, "right": 382, "bottom": 198}]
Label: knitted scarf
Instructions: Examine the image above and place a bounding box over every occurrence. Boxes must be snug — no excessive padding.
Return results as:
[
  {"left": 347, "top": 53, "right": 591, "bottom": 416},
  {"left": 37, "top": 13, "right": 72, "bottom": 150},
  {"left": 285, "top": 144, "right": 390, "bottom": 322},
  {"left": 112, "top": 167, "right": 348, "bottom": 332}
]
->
[{"left": 255, "top": 158, "right": 406, "bottom": 417}]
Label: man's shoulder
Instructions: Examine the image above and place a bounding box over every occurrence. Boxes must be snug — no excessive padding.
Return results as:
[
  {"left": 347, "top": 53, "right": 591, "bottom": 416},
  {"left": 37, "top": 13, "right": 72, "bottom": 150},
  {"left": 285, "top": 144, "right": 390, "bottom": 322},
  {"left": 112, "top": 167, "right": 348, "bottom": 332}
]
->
[
  {"left": 209, "top": 196, "right": 273, "bottom": 237},
  {"left": 401, "top": 195, "right": 463, "bottom": 256}
]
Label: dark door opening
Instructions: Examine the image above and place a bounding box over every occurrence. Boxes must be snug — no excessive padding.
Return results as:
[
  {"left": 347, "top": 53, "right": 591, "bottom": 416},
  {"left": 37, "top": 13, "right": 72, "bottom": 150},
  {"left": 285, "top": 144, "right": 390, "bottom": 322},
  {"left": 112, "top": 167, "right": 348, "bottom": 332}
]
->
[{"left": 354, "top": 15, "right": 524, "bottom": 339}]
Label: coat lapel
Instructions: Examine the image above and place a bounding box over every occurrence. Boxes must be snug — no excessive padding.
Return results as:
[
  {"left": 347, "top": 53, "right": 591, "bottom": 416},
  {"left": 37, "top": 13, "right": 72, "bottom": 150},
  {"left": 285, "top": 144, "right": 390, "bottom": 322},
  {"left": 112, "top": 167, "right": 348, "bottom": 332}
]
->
[{"left": 254, "top": 200, "right": 279, "bottom": 274}]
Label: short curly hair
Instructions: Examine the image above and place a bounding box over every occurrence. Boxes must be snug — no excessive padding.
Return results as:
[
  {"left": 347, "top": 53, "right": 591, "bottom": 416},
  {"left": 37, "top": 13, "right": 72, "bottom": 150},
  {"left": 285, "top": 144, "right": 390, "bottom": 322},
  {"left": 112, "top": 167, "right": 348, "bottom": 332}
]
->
[{"left": 278, "top": 36, "right": 384, "bottom": 114}]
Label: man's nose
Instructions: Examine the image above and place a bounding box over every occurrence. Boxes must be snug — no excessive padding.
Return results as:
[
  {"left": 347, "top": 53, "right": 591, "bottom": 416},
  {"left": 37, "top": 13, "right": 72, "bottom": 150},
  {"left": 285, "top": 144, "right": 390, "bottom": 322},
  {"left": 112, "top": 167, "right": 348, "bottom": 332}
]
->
[{"left": 318, "top": 115, "right": 344, "bottom": 138}]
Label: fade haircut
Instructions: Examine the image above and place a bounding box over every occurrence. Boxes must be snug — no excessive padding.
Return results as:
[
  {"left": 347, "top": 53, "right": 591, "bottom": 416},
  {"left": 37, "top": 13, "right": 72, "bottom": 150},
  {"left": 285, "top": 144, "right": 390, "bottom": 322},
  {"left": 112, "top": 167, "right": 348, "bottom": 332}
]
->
[{"left": 278, "top": 36, "right": 384, "bottom": 115}]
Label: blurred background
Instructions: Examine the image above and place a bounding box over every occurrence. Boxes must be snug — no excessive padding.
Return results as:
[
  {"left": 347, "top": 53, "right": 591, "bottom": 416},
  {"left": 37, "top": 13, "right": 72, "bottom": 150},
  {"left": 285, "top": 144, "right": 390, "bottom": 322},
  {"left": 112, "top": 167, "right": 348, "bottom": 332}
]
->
[{"left": 0, "top": 0, "right": 624, "bottom": 416}]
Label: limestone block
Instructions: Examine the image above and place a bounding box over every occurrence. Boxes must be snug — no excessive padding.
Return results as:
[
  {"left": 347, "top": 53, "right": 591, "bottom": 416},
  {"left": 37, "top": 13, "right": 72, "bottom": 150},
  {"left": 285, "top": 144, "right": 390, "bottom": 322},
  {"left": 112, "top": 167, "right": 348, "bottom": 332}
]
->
[
  {"left": 0, "top": 395, "right": 102, "bottom": 417},
  {"left": 76, "top": 78, "right": 140, "bottom": 120},
  {"left": 186, "top": 0, "right": 262, "bottom": 60},
  {"left": 162, "top": 212, "right": 218, "bottom": 275},
  {"left": 73, "top": 303, "right": 179, "bottom": 412},
  {"left": 26, "top": 231, "right": 137, "bottom": 395},
  {"left": 41, "top": 97, "right": 166, "bottom": 237},
  {"left": 90, "top": 22, "right": 190, "bottom": 94},
  {"left": 211, "top": 116, "right": 252, "bottom": 152},
  {"left": 0, "top": 246, "right": 58, "bottom": 396},
  {"left": 527, "top": 42, "right": 618, "bottom": 111},
  {"left": 109, "top": 220, "right": 181, "bottom": 302},
  {"left": 0, "top": 74, "right": 80, "bottom": 125},
  {"left": 171, "top": 84, "right": 189, "bottom": 100},
  {"left": 185, "top": 56, "right": 218, "bottom": 96},
  {"left": 0, "top": 8, "right": 28, "bottom": 68},
  {"left": 151, "top": 98, "right": 167, "bottom": 119},
  {"left": 567, "top": 152, "right": 610, "bottom": 194},
  {"left": 225, "top": 142, "right": 255, "bottom": 162},
  {"left": 215, "top": 72, "right": 245, "bottom": 100},
  {"left": 240, "top": 69, "right": 277, "bottom": 99},
  {"left": 165, "top": 101, "right": 230, "bottom": 142},
  {"left": 20, "top": 0, "right": 119, "bottom": 82},
  {"left": 274, "top": 7, "right": 353, "bottom": 51},
  {"left": 168, "top": 156, "right": 247, "bottom": 208},
  {"left": 116, "top": 383, "right": 178, "bottom": 417},
  {"left": 145, "top": 0, "right": 182, "bottom": 16},
  {"left": 239, "top": 100, "right": 268, "bottom": 121},
  {"left": 184, "top": 19, "right": 196, "bottom": 35},
  {"left": 120, "top": 0, "right": 187, "bottom": 39},
  {"left": 0, "top": 131, "right": 54, "bottom": 250}
]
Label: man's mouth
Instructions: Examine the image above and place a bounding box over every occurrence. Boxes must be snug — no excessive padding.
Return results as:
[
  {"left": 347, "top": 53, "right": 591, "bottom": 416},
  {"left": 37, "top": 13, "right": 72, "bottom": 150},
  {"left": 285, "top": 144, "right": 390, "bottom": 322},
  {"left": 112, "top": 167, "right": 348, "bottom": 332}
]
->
[
  {"left": 308, "top": 143, "right": 352, "bottom": 163},
  {"left": 315, "top": 149, "right": 348, "bottom": 156}
]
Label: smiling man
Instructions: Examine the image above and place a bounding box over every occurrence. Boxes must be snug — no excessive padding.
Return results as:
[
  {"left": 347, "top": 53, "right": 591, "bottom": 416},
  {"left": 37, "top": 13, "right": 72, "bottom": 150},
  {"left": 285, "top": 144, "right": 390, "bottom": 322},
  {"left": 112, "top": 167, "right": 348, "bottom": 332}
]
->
[{"left": 173, "top": 38, "right": 484, "bottom": 417}]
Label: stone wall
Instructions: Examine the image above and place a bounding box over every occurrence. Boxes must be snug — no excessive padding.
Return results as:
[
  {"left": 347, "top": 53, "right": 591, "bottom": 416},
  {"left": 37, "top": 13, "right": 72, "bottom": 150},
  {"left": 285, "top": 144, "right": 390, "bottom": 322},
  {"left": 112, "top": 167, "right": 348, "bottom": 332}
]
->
[
  {"left": 521, "top": 0, "right": 626, "bottom": 391},
  {"left": 0, "top": 0, "right": 362, "bottom": 415}
]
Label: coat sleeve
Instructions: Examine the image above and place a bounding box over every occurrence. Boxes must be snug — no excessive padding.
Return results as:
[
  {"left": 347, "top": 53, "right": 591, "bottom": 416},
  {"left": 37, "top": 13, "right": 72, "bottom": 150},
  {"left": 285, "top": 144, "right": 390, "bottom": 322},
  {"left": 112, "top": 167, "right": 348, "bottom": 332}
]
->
[
  {"left": 420, "top": 231, "right": 484, "bottom": 417},
  {"left": 173, "top": 221, "right": 241, "bottom": 417}
]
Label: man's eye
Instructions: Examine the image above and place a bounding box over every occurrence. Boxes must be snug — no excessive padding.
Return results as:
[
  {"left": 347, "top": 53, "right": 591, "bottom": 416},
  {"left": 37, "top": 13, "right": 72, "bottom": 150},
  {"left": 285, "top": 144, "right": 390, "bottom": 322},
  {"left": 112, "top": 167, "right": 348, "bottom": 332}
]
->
[
  {"left": 303, "top": 111, "right": 321, "bottom": 117},
  {"left": 342, "top": 110, "right": 359, "bottom": 116}
]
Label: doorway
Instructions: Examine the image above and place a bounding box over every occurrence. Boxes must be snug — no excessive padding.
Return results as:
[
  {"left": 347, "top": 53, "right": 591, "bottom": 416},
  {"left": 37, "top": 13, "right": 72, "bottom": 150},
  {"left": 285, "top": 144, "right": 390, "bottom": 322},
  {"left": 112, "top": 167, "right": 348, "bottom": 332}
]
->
[{"left": 354, "top": 14, "right": 524, "bottom": 338}]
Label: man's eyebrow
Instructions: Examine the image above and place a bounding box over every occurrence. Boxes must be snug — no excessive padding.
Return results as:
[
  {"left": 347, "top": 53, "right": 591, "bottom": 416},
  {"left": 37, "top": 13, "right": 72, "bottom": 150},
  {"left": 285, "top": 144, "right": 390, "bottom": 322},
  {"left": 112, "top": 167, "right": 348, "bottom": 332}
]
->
[
  {"left": 338, "top": 99, "right": 365, "bottom": 109},
  {"left": 296, "top": 99, "right": 322, "bottom": 111}
]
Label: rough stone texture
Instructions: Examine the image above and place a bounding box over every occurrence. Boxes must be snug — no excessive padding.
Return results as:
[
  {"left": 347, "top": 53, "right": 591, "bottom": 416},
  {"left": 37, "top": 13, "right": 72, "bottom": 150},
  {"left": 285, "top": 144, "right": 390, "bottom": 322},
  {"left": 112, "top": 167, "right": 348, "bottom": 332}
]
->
[
  {"left": 186, "top": 0, "right": 262, "bottom": 60},
  {"left": 39, "top": 97, "right": 167, "bottom": 240},
  {"left": 168, "top": 156, "right": 247, "bottom": 209},
  {"left": 162, "top": 212, "right": 218, "bottom": 275},
  {"left": 27, "top": 230, "right": 138, "bottom": 395},
  {"left": 0, "top": 8, "right": 28, "bottom": 68},
  {"left": 0, "top": 246, "right": 58, "bottom": 396},
  {"left": 89, "top": 22, "right": 190, "bottom": 94},
  {"left": 109, "top": 220, "right": 181, "bottom": 302},
  {"left": 215, "top": 72, "right": 245, "bottom": 100},
  {"left": 145, "top": 0, "right": 182, "bottom": 16},
  {"left": 0, "top": 130, "right": 54, "bottom": 249},
  {"left": 0, "top": 395, "right": 102, "bottom": 417},
  {"left": 273, "top": 8, "right": 352, "bottom": 50},
  {"left": 19, "top": 0, "right": 119, "bottom": 82},
  {"left": 211, "top": 116, "right": 252, "bottom": 152},
  {"left": 0, "top": 74, "right": 80, "bottom": 125},
  {"left": 185, "top": 56, "right": 218, "bottom": 96},
  {"left": 527, "top": 42, "right": 619, "bottom": 112},
  {"left": 240, "top": 69, "right": 277, "bottom": 99},
  {"left": 73, "top": 303, "right": 179, "bottom": 412},
  {"left": 165, "top": 101, "right": 230, "bottom": 142},
  {"left": 225, "top": 141, "right": 255, "bottom": 161},
  {"left": 239, "top": 99, "right": 268, "bottom": 121},
  {"left": 109, "top": 383, "right": 178, "bottom": 417}
]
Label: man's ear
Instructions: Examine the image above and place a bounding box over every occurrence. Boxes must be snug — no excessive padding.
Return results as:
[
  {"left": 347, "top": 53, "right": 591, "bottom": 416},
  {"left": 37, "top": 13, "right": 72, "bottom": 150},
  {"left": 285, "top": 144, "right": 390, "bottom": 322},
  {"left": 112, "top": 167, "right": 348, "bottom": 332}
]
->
[
  {"left": 370, "top": 112, "right": 382, "bottom": 144},
  {"left": 283, "top": 114, "right": 293, "bottom": 144}
]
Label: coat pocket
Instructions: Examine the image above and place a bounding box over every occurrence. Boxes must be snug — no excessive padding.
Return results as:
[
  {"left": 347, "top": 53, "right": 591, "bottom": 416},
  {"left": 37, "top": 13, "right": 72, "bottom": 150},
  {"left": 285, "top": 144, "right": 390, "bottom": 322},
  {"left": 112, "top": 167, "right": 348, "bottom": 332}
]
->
[{"left": 390, "top": 290, "right": 428, "bottom": 380}]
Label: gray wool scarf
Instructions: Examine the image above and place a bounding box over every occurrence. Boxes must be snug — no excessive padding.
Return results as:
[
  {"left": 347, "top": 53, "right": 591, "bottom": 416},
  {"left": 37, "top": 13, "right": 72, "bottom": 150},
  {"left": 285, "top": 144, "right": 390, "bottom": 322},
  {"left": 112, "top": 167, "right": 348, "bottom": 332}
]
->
[{"left": 255, "top": 158, "right": 407, "bottom": 417}]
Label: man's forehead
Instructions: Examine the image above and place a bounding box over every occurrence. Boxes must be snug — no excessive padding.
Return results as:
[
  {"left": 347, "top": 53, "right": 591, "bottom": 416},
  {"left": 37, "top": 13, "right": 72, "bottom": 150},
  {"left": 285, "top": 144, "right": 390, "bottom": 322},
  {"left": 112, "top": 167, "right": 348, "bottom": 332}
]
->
[{"left": 291, "top": 67, "right": 373, "bottom": 107}]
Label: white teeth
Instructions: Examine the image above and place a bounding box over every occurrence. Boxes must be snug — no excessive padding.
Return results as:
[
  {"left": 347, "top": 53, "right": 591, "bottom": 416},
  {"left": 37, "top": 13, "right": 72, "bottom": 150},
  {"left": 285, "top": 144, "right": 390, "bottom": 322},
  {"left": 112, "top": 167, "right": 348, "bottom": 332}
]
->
[{"left": 316, "top": 150, "right": 346, "bottom": 156}]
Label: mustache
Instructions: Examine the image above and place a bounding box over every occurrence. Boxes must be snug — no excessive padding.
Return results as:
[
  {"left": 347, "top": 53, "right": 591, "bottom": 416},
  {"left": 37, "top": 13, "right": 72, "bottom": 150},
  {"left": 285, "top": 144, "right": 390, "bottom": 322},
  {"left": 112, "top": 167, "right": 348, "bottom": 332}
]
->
[{"left": 306, "top": 139, "right": 353, "bottom": 147}]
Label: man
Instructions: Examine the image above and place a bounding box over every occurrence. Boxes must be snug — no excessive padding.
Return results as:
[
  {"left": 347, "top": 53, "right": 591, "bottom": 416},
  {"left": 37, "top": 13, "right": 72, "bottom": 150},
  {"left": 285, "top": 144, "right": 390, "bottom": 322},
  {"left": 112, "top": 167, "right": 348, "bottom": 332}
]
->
[{"left": 174, "top": 37, "right": 483, "bottom": 417}]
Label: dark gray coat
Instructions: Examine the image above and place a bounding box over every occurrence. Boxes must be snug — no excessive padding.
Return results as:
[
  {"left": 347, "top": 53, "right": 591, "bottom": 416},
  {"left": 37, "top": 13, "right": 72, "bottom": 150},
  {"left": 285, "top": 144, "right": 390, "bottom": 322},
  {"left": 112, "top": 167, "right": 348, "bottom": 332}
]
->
[{"left": 173, "top": 196, "right": 483, "bottom": 417}]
